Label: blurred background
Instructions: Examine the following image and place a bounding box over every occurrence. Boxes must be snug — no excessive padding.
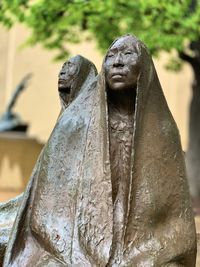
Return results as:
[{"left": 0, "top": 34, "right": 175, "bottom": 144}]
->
[{"left": 0, "top": 1, "right": 199, "bottom": 208}]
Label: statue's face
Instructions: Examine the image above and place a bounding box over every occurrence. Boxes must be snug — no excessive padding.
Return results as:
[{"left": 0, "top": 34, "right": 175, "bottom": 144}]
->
[
  {"left": 104, "top": 36, "right": 140, "bottom": 91},
  {"left": 58, "top": 58, "right": 79, "bottom": 93}
]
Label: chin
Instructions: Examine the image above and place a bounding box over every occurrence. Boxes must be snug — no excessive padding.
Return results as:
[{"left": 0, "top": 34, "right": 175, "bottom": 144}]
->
[
  {"left": 58, "top": 85, "right": 71, "bottom": 94},
  {"left": 109, "top": 85, "right": 135, "bottom": 92},
  {"left": 109, "top": 82, "right": 126, "bottom": 91}
]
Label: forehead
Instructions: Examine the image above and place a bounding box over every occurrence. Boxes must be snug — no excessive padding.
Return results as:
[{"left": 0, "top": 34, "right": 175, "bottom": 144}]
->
[
  {"left": 109, "top": 36, "right": 138, "bottom": 52},
  {"left": 62, "top": 57, "right": 79, "bottom": 68}
]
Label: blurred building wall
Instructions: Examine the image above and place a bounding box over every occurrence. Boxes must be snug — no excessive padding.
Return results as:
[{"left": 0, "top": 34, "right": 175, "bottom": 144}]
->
[
  {"left": 0, "top": 133, "right": 43, "bottom": 202},
  {"left": 0, "top": 24, "right": 193, "bottom": 201}
]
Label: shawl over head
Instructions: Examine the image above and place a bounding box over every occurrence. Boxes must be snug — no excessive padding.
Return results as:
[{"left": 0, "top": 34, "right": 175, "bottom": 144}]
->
[
  {"left": 3, "top": 55, "right": 99, "bottom": 266},
  {"left": 4, "top": 37, "right": 196, "bottom": 267},
  {"left": 97, "top": 34, "right": 196, "bottom": 266},
  {"left": 59, "top": 55, "right": 97, "bottom": 111}
]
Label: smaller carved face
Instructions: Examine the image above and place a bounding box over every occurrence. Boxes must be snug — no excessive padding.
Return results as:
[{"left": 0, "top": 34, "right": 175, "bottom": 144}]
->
[
  {"left": 104, "top": 36, "right": 140, "bottom": 91},
  {"left": 58, "top": 58, "right": 80, "bottom": 94}
]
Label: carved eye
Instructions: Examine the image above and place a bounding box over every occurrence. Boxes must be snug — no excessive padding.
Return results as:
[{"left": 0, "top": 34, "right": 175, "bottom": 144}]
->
[
  {"left": 124, "top": 51, "right": 133, "bottom": 55},
  {"left": 107, "top": 53, "right": 114, "bottom": 58}
]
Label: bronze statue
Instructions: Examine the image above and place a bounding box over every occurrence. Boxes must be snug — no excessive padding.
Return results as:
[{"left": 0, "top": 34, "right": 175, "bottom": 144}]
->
[
  {"left": 2, "top": 55, "right": 97, "bottom": 266},
  {"left": 0, "top": 74, "right": 32, "bottom": 133},
  {"left": 0, "top": 55, "right": 97, "bottom": 266},
  {"left": 3, "top": 36, "right": 196, "bottom": 266}
]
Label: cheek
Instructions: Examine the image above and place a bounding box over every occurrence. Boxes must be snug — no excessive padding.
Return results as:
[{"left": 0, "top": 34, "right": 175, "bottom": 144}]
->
[
  {"left": 126, "top": 67, "right": 139, "bottom": 85},
  {"left": 104, "top": 61, "right": 113, "bottom": 71},
  {"left": 69, "top": 70, "right": 76, "bottom": 77},
  {"left": 64, "top": 76, "right": 74, "bottom": 86},
  {"left": 104, "top": 65, "right": 111, "bottom": 80},
  {"left": 69, "top": 65, "right": 78, "bottom": 76},
  {"left": 129, "top": 62, "right": 140, "bottom": 75}
]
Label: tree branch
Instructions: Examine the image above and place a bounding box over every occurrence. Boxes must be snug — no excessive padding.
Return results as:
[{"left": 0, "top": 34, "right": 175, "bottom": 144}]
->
[{"left": 179, "top": 51, "right": 194, "bottom": 65}]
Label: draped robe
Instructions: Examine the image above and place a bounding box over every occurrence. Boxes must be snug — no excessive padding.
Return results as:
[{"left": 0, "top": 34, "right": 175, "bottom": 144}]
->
[
  {"left": 3, "top": 37, "right": 196, "bottom": 267},
  {"left": 0, "top": 55, "right": 92, "bottom": 265}
]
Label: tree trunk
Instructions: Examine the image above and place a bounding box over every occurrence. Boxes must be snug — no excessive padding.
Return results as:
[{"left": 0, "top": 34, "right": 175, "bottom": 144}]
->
[{"left": 185, "top": 58, "right": 200, "bottom": 201}]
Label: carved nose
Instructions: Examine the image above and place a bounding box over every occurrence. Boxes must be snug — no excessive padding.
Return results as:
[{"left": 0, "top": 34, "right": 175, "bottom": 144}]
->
[
  {"left": 59, "top": 71, "right": 66, "bottom": 78},
  {"left": 113, "top": 53, "right": 124, "bottom": 67}
]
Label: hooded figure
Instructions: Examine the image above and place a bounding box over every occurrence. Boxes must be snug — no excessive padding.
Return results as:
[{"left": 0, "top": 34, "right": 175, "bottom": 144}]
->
[
  {"left": 58, "top": 55, "right": 97, "bottom": 113},
  {"left": 101, "top": 35, "right": 197, "bottom": 266},
  {"left": 3, "top": 36, "right": 196, "bottom": 267},
  {"left": 3, "top": 55, "right": 98, "bottom": 266},
  {"left": 0, "top": 55, "right": 97, "bottom": 266},
  {"left": 56, "top": 56, "right": 90, "bottom": 122}
]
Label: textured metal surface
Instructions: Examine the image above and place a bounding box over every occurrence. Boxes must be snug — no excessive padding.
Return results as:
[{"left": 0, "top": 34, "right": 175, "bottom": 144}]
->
[
  {"left": 0, "top": 195, "right": 22, "bottom": 266},
  {"left": 3, "top": 37, "right": 196, "bottom": 266}
]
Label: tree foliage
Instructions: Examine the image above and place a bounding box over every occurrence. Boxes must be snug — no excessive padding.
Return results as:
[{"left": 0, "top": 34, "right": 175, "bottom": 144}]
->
[{"left": 0, "top": 0, "right": 200, "bottom": 63}]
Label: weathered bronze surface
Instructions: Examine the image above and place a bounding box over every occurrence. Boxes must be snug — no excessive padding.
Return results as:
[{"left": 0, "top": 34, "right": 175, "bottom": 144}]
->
[
  {"left": 58, "top": 56, "right": 89, "bottom": 110},
  {"left": 0, "top": 74, "right": 32, "bottom": 133},
  {"left": 0, "top": 56, "right": 87, "bottom": 265},
  {"left": 0, "top": 195, "right": 23, "bottom": 266},
  {"left": 3, "top": 36, "right": 196, "bottom": 266}
]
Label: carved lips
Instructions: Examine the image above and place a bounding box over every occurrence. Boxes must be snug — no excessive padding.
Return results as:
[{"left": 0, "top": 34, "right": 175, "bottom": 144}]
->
[{"left": 111, "top": 71, "right": 126, "bottom": 81}]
